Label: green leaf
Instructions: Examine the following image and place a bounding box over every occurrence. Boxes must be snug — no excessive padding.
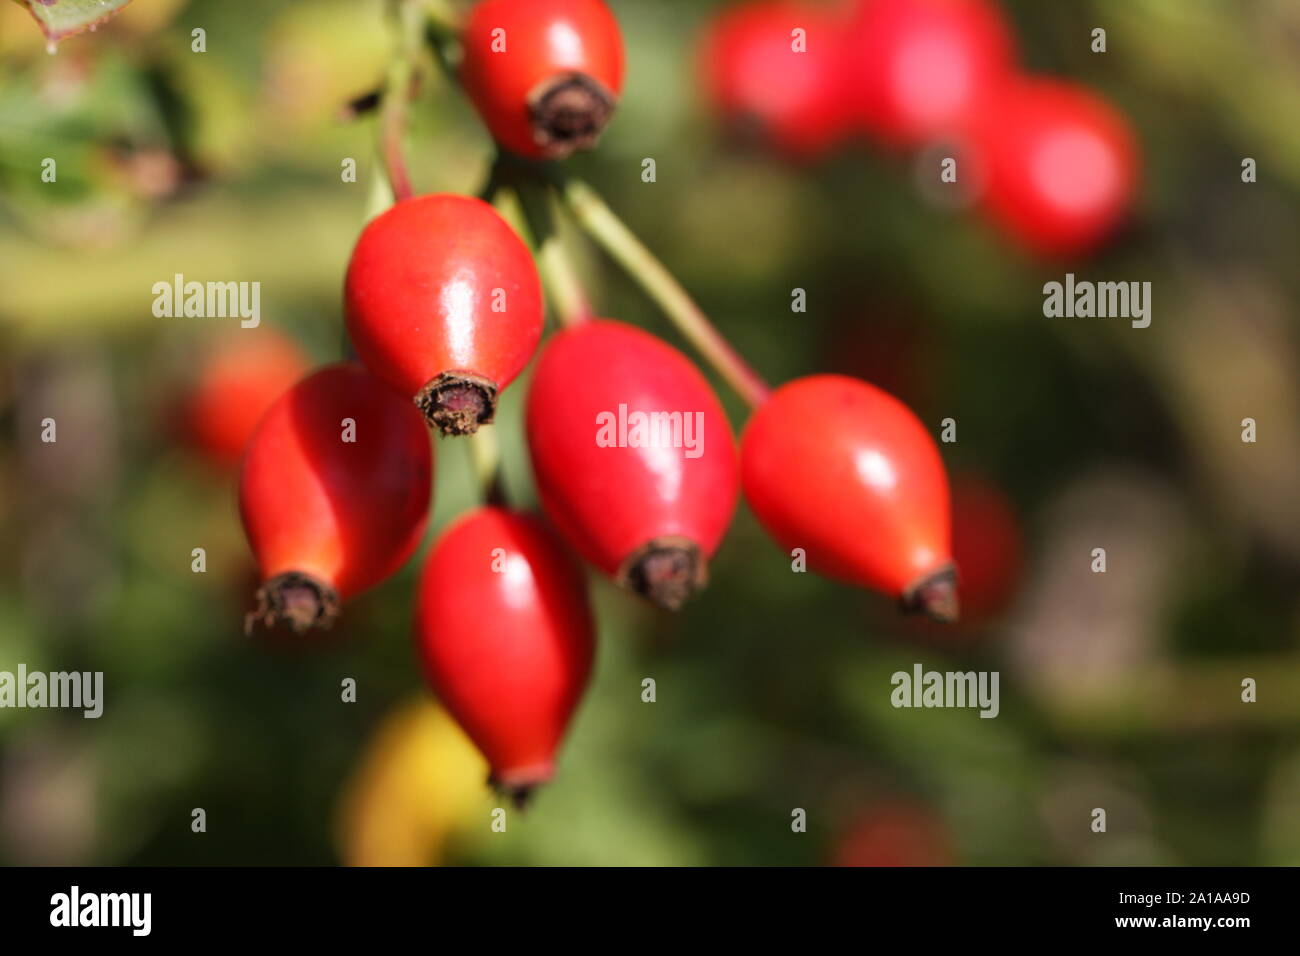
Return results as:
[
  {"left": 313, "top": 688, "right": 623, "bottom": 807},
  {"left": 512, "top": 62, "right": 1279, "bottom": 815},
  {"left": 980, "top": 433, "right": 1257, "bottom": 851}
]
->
[{"left": 16, "top": 0, "right": 134, "bottom": 43}]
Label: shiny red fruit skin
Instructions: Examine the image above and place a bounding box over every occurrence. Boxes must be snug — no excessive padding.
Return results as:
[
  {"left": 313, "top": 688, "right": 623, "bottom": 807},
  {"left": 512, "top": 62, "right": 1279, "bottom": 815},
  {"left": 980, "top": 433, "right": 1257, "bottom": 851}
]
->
[
  {"left": 183, "top": 330, "right": 308, "bottom": 467},
  {"left": 700, "top": 1, "right": 851, "bottom": 160},
  {"left": 961, "top": 77, "right": 1139, "bottom": 257},
  {"left": 525, "top": 319, "right": 740, "bottom": 579},
  {"left": 460, "top": 0, "right": 625, "bottom": 160},
  {"left": 344, "top": 194, "right": 543, "bottom": 399},
  {"left": 414, "top": 507, "right": 594, "bottom": 787},
  {"left": 239, "top": 363, "right": 432, "bottom": 600},
  {"left": 846, "top": 0, "right": 1016, "bottom": 147},
  {"left": 741, "top": 374, "right": 951, "bottom": 598}
]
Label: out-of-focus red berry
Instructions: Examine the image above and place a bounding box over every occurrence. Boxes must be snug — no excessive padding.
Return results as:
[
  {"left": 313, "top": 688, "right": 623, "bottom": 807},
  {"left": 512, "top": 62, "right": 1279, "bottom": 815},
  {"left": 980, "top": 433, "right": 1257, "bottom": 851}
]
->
[
  {"left": 960, "top": 76, "right": 1139, "bottom": 257},
  {"left": 699, "top": 1, "right": 852, "bottom": 160},
  {"left": 949, "top": 474, "right": 1023, "bottom": 622},
  {"left": 182, "top": 330, "right": 308, "bottom": 467},
  {"left": 831, "top": 801, "right": 953, "bottom": 866},
  {"left": 845, "top": 0, "right": 1017, "bottom": 148}
]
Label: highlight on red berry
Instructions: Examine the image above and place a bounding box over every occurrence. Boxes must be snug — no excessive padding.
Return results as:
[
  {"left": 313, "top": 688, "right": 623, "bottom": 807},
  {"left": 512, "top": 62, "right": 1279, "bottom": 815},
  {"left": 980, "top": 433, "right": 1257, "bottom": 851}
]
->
[
  {"left": 959, "top": 76, "right": 1139, "bottom": 257},
  {"left": 344, "top": 194, "right": 544, "bottom": 435},
  {"left": 239, "top": 363, "right": 433, "bottom": 633},
  {"left": 460, "top": 0, "right": 625, "bottom": 160},
  {"left": 694, "top": 0, "right": 1139, "bottom": 260},
  {"left": 414, "top": 507, "right": 594, "bottom": 803},
  {"left": 525, "top": 320, "right": 740, "bottom": 610},
  {"left": 741, "top": 374, "right": 956, "bottom": 621},
  {"left": 180, "top": 329, "right": 308, "bottom": 467},
  {"left": 699, "top": 0, "right": 851, "bottom": 160},
  {"left": 845, "top": 0, "right": 1016, "bottom": 147}
]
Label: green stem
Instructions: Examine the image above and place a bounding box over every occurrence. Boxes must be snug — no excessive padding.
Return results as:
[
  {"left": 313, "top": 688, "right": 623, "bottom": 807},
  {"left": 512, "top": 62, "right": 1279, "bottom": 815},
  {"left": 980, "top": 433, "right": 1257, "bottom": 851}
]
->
[
  {"left": 379, "top": 0, "right": 425, "bottom": 202},
  {"left": 485, "top": 184, "right": 528, "bottom": 255},
  {"left": 482, "top": 159, "right": 592, "bottom": 329},
  {"left": 516, "top": 181, "right": 593, "bottom": 328},
  {"left": 468, "top": 425, "right": 507, "bottom": 507},
  {"left": 422, "top": 0, "right": 464, "bottom": 33},
  {"left": 364, "top": 163, "right": 395, "bottom": 221},
  {"left": 547, "top": 168, "right": 772, "bottom": 408}
]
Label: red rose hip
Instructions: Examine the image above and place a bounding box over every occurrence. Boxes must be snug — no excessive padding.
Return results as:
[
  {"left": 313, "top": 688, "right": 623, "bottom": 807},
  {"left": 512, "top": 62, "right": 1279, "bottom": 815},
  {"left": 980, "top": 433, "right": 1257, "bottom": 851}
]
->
[
  {"left": 699, "top": 1, "right": 851, "bottom": 160},
  {"left": 344, "top": 194, "right": 543, "bottom": 435},
  {"left": 741, "top": 374, "right": 957, "bottom": 620},
  {"left": 526, "top": 320, "right": 740, "bottom": 610},
  {"left": 415, "top": 507, "right": 594, "bottom": 800},
  {"left": 845, "top": 0, "right": 1016, "bottom": 147},
  {"left": 240, "top": 363, "right": 433, "bottom": 632},
  {"left": 182, "top": 329, "right": 308, "bottom": 467},
  {"left": 460, "top": 0, "right": 625, "bottom": 160},
  {"left": 961, "top": 76, "right": 1139, "bottom": 257}
]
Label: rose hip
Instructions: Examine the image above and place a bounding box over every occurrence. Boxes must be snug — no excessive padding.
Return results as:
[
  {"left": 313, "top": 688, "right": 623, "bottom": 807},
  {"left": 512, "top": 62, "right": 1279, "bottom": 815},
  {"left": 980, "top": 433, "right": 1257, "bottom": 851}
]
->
[
  {"left": 741, "top": 374, "right": 957, "bottom": 620},
  {"left": 240, "top": 363, "right": 433, "bottom": 633},
  {"left": 344, "top": 194, "right": 543, "bottom": 435}
]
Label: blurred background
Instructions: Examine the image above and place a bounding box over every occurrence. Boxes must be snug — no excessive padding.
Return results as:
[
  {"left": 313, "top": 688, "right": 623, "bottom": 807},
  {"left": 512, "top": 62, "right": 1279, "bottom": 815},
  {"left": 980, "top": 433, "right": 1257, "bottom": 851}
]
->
[{"left": 2, "top": 0, "right": 1300, "bottom": 866}]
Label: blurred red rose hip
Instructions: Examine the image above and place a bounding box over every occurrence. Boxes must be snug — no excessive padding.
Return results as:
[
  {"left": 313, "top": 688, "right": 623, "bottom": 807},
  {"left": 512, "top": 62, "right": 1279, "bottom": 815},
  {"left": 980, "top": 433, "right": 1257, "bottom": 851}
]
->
[
  {"left": 949, "top": 474, "right": 1023, "bottom": 622},
  {"left": 846, "top": 0, "right": 1017, "bottom": 147},
  {"left": 700, "top": 1, "right": 851, "bottom": 160},
  {"left": 182, "top": 329, "right": 308, "bottom": 467},
  {"left": 831, "top": 801, "right": 953, "bottom": 866},
  {"left": 961, "top": 76, "right": 1139, "bottom": 257}
]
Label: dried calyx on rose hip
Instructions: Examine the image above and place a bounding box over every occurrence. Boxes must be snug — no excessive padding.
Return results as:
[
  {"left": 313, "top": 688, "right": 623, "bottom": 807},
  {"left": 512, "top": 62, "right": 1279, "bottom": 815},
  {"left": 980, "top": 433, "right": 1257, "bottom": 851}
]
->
[
  {"left": 525, "top": 320, "right": 740, "bottom": 610},
  {"left": 239, "top": 363, "right": 433, "bottom": 633},
  {"left": 740, "top": 374, "right": 959, "bottom": 622},
  {"left": 414, "top": 507, "right": 594, "bottom": 806},
  {"left": 344, "top": 194, "right": 543, "bottom": 435},
  {"left": 460, "top": 0, "right": 625, "bottom": 161}
]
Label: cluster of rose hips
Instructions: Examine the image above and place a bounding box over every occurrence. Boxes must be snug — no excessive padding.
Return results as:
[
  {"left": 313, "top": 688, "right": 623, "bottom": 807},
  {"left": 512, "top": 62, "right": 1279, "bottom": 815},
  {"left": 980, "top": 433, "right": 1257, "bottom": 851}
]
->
[
  {"left": 701, "top": 0, "right": 1139, "bottom": 257},
  {"left": 227, "top": 0, "right": 961, "bottom": 802}
]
